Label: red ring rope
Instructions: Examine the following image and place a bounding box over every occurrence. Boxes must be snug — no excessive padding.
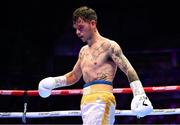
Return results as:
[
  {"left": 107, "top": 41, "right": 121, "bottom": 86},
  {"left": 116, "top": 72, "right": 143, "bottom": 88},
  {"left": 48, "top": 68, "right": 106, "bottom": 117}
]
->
[{"left": 0, "top": 85, "right": 179, "bottom": 96}]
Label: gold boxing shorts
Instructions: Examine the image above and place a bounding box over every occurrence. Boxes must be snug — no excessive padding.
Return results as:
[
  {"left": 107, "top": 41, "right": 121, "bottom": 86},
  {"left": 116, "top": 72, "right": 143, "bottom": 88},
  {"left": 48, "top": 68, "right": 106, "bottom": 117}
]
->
[{"left": 81, "top": 80, "right": 116, "bottom": 125}]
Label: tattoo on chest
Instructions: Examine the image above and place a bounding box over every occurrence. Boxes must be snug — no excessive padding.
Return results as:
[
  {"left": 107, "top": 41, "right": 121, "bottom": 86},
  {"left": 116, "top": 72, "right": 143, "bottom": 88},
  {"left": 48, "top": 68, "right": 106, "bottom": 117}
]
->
[
  {"left": 91, "top": 42, "right": 108, "bottom": 61},
  {"left": 91, "top": 49, "right": 103, "bottom": 61},
  {"left": 80, "top": 42, "right": 111, "bottom": 62}
]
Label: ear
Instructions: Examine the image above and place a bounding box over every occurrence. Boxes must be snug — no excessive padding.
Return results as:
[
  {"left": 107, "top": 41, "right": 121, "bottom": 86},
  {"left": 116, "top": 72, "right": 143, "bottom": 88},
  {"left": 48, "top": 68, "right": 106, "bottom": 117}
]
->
[{"left": 90, "top": 20, "right": 96, "bottom": 27}]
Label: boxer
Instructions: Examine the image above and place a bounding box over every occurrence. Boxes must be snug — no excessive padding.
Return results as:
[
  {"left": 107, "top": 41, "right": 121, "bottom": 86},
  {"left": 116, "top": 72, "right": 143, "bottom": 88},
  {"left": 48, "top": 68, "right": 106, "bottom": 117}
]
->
[{"left": 38, "top": 6, "right": 153, "bottom": 125}]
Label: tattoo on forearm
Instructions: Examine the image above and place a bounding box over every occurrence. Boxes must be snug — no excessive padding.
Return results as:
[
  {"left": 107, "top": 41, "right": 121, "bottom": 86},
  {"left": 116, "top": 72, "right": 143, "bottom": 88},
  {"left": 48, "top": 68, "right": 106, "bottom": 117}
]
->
[{"left": 127, "top": 69, "right": 139, "bottom": 83}]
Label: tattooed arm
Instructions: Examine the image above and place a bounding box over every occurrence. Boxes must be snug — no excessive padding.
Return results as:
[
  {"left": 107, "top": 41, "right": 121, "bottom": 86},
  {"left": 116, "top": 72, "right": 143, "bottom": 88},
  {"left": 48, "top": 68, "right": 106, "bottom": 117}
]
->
[
  {"left": 110, "top": 41, "right": 139, "bottom": 83},
  {"left": 110, "top": 41, "right": 154, "bottom": 117}
]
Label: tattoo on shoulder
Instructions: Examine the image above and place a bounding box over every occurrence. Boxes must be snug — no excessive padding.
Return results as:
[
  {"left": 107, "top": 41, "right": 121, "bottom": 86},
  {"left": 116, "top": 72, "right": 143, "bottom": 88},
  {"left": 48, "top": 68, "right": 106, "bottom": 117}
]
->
[{"left": 79, "top": 47, "right": 85, "bottom": 60}]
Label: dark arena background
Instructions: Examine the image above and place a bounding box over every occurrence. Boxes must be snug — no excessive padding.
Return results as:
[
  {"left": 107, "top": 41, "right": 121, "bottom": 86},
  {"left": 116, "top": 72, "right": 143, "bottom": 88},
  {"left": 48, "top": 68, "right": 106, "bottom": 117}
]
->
[{"left": 0, "top": 0, "right": 180, "bottom": 124}]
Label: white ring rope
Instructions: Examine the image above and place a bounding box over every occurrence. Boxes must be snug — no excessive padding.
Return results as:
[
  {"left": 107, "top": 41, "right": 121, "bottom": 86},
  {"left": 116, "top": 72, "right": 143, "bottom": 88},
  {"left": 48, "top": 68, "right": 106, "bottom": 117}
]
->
[
  {"left": 0, "top": 85, "right": 179, "bottom": 123},
  {"left": 0, "top": 108, "right": 179, "bottom": 118}
]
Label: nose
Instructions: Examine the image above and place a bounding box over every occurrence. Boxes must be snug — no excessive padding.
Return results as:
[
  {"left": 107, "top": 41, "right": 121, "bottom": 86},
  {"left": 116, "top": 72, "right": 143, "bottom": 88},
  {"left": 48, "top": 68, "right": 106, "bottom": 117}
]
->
[{"left": 76, "top": 29, "right": 81, "bottom": 36}]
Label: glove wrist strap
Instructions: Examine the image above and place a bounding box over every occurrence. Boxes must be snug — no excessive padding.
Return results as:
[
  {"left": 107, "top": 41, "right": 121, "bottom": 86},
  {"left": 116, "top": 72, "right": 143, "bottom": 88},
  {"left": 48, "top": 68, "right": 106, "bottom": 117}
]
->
[
  {"left": 53, "top": 76, "right": 67, "bottom": 88},
  {"left": 130, "top": 80, "right": 145, "bottom": 96}
]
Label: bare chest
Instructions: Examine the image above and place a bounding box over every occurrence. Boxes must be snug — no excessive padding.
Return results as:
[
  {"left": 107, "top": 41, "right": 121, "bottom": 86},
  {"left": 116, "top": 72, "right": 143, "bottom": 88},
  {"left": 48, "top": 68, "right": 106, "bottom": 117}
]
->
[{"left": 80, "top": 48, "right": 109, "bottom": 68}]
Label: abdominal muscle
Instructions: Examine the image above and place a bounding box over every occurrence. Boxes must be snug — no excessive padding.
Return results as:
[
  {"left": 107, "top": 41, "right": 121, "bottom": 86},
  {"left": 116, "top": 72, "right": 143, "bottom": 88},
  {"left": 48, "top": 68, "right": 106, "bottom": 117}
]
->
[
  {"left": 80, "top": 39, "right": 117, "bottom": 93},
  {"left": 82, "top": 63, "right": 117, "bottom": 93}
]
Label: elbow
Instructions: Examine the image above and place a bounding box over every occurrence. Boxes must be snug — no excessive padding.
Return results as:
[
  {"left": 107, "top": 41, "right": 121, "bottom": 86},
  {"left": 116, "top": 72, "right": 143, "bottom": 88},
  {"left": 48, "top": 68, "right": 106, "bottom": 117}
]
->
[
  {"left": 66, "top": 71, "right": 81, "bottom": 85},
  {"left": 127, "top": 68, "right": 139, "bottom": 83}
]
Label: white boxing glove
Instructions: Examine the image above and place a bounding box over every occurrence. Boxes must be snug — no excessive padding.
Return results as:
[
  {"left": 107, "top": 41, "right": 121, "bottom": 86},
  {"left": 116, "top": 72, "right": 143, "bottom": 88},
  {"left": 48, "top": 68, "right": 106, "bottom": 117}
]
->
[
  {"left": 130, "top": 80, "right": 153, "bottom": 118},
  {"left": 38, "top": 76, "right": 66, "bottom": 98},
  {"left": 131, "top": 94, "right": 153, "bottom": 117}
]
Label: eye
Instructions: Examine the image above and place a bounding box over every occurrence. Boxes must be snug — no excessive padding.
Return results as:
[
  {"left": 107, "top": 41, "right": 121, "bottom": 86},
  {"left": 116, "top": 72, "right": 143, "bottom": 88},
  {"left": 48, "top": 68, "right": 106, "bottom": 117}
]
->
[{"left": 78, "top": 26, "right": 84, "bottom": 31}]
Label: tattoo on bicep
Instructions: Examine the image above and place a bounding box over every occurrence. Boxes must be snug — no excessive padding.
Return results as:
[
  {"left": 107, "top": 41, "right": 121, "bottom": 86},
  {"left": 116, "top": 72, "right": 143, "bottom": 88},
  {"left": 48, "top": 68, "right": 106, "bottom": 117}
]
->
[
  {"left": 73, "top": 65, "right": 82, "bottom": 80},
  {"left": 113, "top": 53, "right": 129, "bottom": 74},
  {"left": 119, "top": 55, "right": 129, "bottom": 72},
  {"left": 111, "top": 44, "right": 139, "bottom": 82},
  {"left": 111, "top": 44, "right": 128, "bottom": 71}
]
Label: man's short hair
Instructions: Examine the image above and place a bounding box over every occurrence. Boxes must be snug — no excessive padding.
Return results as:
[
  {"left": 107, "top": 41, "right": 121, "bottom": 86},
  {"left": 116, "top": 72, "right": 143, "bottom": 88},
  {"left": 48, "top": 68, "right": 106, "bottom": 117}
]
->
[{"left": 73, "top": 6, "right": 97, "bottom": 24}]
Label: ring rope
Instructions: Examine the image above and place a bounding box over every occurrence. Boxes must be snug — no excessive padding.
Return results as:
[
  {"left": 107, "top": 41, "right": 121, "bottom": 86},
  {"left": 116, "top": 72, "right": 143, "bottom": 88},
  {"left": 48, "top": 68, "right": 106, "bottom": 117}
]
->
[
  {"left": 0, "top": 85, "right": 179, "bottom": 96},
  {"left": 0, "top": 108, "right": 179, "bottom": 118}
]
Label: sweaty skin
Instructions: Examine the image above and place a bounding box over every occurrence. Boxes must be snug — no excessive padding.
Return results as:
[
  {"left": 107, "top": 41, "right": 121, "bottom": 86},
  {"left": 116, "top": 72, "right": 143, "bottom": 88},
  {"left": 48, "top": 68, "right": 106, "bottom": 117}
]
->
[
  {"left": 55, "top": 17, "right": 139, "bottom": 92},
  {"left": 79, "top": 39, "right": 116, "bottom": 83}
]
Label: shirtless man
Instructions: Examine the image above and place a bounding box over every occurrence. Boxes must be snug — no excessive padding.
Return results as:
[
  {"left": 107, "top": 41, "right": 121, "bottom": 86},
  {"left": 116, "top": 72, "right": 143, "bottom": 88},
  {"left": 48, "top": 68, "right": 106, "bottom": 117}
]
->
[{"left": 38, "top": 6, "right": 153, "bottom": 125}]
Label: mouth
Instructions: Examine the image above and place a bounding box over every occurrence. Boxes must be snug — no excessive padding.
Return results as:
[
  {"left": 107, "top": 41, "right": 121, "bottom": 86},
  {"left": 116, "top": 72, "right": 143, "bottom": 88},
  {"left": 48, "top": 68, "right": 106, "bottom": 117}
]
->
[
  {"left": 79, "top": 35, "right": 83, "bottom": 38},
  {"left": 79, "top": 36, "right": 84, "bottom": 40}
]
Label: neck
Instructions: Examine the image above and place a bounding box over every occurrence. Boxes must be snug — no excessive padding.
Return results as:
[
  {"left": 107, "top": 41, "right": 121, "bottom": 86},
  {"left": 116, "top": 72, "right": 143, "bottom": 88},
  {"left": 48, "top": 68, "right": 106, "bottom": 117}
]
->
[{"left": 87, "top": 29, "right": 102, "bottom": 47}]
